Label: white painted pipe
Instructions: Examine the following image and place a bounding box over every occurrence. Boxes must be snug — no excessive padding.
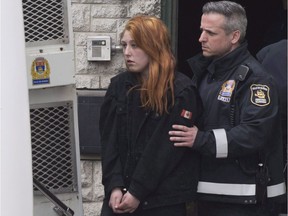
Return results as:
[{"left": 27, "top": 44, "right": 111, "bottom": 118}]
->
[{"left": 0, "top": 0, "right": 33, "bottom": 215}]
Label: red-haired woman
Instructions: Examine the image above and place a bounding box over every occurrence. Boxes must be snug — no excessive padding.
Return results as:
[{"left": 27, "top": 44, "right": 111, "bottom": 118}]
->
[{"left": 99, "top": 15, "right": 202, "bottom": 216}]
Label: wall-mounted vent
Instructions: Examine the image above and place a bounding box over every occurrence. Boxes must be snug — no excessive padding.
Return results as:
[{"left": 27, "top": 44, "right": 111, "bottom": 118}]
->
[
  {"left": 30, "top": 101, "right": 77, "bottom": 194},
  {"left": 22, "top": 0, "right": 69, "bottom": 47}
]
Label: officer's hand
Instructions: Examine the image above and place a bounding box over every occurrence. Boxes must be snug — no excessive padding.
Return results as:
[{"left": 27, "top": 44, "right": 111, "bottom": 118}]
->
[{"left": 169, "top": 124, "right": 198, "bottom": 147}]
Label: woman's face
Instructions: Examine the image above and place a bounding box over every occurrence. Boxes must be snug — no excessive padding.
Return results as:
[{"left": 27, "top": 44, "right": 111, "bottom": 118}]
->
[{"left": 121, "top": 30, "right": 150, "bottom": 75}]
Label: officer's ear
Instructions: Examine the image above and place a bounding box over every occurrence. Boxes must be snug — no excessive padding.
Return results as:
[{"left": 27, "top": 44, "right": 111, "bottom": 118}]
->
[{"left": 231, "top": 30, "right": 241, "bottom": 44}]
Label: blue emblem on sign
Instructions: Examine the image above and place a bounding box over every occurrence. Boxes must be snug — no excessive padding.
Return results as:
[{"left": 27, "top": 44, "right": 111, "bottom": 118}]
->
[{"left": 31, "top": 57, "right": 50, "bottom": 85}]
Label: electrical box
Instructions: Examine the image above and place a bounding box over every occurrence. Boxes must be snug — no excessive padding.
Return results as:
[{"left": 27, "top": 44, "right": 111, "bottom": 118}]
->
[
  {"left": 87, "top": 36, "right": 111, "bottom": 61},
  {"left": 23, "top": 0, "right": 75, "bottom": 89},
  {"left": 77, "top": 90, "right": 106, "bottom": 154},
  {"left": 22, "top": 0, "right": 84, "bottom": 215}
]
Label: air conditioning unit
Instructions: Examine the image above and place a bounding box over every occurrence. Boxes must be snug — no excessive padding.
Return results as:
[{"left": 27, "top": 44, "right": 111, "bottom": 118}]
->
[
  {"left": 23, "top": 0, "right": 75, "bottom": 89},
  {"left": 22, "top": 0, "right": 83, "bottom": 215}
]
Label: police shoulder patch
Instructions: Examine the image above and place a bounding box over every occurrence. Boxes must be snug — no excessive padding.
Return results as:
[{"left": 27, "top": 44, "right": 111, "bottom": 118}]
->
[{"left": 250, "top": 84, "right": 270, "bottom": 107}]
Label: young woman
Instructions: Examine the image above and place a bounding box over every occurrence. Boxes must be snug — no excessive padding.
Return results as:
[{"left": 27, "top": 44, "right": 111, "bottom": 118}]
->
[{"left": 99, "top": 15, "right": 202, "bottom": 216}]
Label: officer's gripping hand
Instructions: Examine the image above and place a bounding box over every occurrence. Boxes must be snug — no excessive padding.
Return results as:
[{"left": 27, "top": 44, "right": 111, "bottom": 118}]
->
[{"left": 169, "top": 125, "right": 198, "bottom": 148}]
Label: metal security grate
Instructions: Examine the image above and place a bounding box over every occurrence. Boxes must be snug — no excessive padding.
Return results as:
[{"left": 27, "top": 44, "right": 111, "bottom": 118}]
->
[
  {"left": 30, "top": 101, "right": 77, "bottom": 194},
  {"left": 22, "top": 0, "right": 69, "bottom": 46}
]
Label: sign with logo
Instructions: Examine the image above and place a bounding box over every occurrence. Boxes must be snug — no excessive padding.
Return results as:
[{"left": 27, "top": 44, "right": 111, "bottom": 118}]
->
[{"left": 31, "top": 57, "right": 50, "bottom": 85}]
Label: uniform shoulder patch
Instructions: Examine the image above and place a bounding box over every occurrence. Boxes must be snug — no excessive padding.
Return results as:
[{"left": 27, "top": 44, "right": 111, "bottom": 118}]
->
[{"left": 250, "top": 84, "right": 270, "bottom": 107}]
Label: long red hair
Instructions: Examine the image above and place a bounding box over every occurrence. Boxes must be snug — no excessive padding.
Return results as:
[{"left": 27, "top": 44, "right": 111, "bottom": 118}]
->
[{"left": 121, "top": 15, "right": 176, "bottom": 114}]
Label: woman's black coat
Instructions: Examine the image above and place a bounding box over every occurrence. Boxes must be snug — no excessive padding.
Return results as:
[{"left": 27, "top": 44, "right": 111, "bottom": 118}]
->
[{"left": 99, "top": 71, "right": 202, "bottom": 209}]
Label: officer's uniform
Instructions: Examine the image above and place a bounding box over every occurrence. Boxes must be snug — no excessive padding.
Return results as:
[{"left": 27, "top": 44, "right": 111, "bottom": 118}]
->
[{"left": 188, "top": 41, "right": 286, "bottom": 215}]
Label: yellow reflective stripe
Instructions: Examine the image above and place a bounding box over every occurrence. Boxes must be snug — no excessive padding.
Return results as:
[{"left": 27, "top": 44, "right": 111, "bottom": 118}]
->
[
  {"left": 213, "top": 129, "right": 228, "bottom": 158},
  {"left": 267, "top": 182, "right": 286, "bottom": 197}
]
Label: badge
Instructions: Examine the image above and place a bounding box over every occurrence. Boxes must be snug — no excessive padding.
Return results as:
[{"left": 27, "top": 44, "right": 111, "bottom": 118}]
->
[
  {"left": 31, "top": 57, "right": 50, "bottom": 85},
  {"left": 217, "top": 80, "right": 235, "bottom": 103},
  {"left": 250, "top": 84, "right": 270, "bottom": 106},
  {"left": 181, "top": 109, "right": 192, "bottom": 119}
]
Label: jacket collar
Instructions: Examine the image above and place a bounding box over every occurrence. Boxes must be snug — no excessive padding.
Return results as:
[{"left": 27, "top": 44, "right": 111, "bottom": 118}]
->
[
  {"left": 122, "top": 71, "right": 140, "bottom": 89},
  {"left": 187, "top": 41, "right": 250, "bottom": 80}
]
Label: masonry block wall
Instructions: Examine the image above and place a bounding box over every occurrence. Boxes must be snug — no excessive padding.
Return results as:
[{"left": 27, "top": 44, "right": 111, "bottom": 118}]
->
[{"left": 71, "top": 1, "right": 161, "bottom": 215}]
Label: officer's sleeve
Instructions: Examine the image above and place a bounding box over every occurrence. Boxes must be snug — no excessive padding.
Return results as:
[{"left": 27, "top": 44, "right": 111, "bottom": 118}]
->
[
  {"left": 99, "top": 78, "right": 125, "bottom": 195},
  {"left": 128, "top": 85, "right": 202, "bottom": 201}
]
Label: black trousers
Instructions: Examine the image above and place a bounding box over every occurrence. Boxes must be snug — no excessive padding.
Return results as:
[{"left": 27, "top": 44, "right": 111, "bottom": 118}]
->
[
  {"left": 100, "top": 199, "right": 186, "bottom": 216},
  {"left": 197, "top": 200, "right": 281, "bottom": 216}
]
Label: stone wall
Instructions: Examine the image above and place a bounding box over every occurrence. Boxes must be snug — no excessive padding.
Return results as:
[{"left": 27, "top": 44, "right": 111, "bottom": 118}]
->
[{"left": 71, "top": 1, "right": 161, "bottom": 215}]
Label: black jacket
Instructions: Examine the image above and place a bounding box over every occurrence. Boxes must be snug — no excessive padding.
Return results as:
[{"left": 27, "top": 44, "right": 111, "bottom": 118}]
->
[
  {"left": 100, "top": 71, "right": 202, "bottom": 209},
  {"left": 188, "top": 42, "right": 286, "bottom": 204},
  {"left": 256, "top": 40, "right": 287, "bottom": 153}
]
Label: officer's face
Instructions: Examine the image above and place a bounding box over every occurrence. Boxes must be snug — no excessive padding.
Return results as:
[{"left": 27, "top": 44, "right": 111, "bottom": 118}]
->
[
  {"left": 199, "top": 13, "right": 238, "bottom": 58},
  {"left": 121, "top": 30, "right": 149, "bottom": 75}
]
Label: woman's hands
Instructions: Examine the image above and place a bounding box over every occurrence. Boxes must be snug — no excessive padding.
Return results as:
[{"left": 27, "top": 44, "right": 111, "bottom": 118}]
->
[
  {"left": 109, "top": 188, "right": 140, "bottom": 214},
  {"left": 109, "top": 188, "right": 123, "bottom": 213}
]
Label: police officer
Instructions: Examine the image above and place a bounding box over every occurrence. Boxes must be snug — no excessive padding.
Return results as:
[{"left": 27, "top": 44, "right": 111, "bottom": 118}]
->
[
  {"left": 169, "top": 1, "right": 286, "bottom": 215},
  {"left": 257, "top": 39, "right": 287, "bottom": 215}
]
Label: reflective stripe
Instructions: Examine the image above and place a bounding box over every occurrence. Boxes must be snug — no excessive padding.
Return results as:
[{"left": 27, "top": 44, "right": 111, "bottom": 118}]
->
[
  {"left": 197, "top": 181, "right": 255, "bottom": 196},
  {"left": 213, "top": 129, "right": 228, "bottom": 158},
  {"left": 267, "top": 182, "right": 286, "bottom": 197},
  {"left": 198, "top": 181, "right": 286, "bottom": 197}
]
